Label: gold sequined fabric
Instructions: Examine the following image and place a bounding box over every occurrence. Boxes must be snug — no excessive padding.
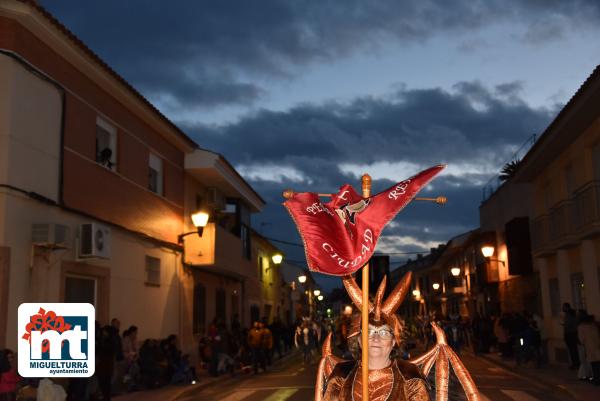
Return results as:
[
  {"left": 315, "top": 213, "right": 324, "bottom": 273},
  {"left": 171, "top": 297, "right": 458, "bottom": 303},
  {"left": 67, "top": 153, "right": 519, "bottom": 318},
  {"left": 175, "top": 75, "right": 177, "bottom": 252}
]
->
[
  {"left": 322, "top": 360, "right": 430, "bottom": 401},
  {"left": 352, "top": 365, "right": 394, "bottom": 401}
]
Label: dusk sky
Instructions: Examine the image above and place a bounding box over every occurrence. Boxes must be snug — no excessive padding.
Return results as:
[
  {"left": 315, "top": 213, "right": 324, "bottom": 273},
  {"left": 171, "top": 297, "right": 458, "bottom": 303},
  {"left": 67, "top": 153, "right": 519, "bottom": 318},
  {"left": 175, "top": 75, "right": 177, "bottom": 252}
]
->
[{"left": 42, "top": 1, "right": 600, "bottom": 290}]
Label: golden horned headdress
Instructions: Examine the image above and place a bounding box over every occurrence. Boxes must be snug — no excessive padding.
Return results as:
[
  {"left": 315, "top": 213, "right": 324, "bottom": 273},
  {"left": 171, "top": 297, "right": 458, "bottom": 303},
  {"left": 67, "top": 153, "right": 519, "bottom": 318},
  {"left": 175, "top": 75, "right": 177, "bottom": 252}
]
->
[{"left": 342, "top": 272, "right": 412, "bottom": 345}]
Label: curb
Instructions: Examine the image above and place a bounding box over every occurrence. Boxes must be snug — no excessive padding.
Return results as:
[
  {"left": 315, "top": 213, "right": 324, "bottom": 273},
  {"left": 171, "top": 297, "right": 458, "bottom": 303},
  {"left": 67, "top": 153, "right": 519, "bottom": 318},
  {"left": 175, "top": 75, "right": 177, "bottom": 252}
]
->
[{"left": 476, "top": 353, "right": 583, "bottom": 401}]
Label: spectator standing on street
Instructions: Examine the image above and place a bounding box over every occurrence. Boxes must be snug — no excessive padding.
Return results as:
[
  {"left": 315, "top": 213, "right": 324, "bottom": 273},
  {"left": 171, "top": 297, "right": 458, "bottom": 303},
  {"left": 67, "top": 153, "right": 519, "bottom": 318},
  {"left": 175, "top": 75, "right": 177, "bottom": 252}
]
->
[
  {"left": 0, "top": 349, "right": 20, "bottom": 401},
  {"left": 110, "top": 318, "right": 124, "bottom": 394},
  {"left": 96, "top": 325, "right": 117, "bottom": 401},
  {"left": 295, "top": 320, "right": 315, "bottom": 364},
  {"left": 248, "top": 322, "right": 266, "bottom": 374},
  {"left": 562, "top": 303, "right": 580, "bottom": 369},
  {"left": 261, "top": 320, "right": 273, "bottom": 366},
  {"left": 578, "top": 312, "right": 600, "bottom": 384},
  {"left": 270, "top": 317, "right": 284, "bottom": 360},
  {"left": 495, "top": 314, "right": 510, "bottom": 358}
]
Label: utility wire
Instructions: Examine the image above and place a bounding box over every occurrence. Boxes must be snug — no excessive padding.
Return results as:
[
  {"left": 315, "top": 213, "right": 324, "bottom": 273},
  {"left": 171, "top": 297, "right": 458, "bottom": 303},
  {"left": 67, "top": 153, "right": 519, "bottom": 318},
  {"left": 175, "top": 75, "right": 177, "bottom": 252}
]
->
[{"left": 262, "top": 236, "right": 432, "bottom": 255}]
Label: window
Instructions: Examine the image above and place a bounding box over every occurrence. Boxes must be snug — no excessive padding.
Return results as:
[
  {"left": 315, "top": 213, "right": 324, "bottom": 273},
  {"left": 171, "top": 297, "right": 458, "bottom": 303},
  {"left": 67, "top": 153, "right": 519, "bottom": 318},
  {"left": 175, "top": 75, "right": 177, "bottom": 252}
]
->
[
  {"left": 96, "top": 117, "right": 117, "bottom": 170},
  {"left": 241, "top": 224, "right": 251, "bottom": 260},
  {"left": 549, "top": 278, "right": 560, "bottom": 317},
  {"left": 250, "top": 305, "right": 260, "bottom": 323},
  {"left": 216, "top": 288, "right": 226, "bottom": 321},
  {"left": 564, "top": 164, "right": 576, "bottom": 196},
  {"left": 145, "top": 256, "right": 161, "bottom": 287},
  {"left": 231, "top": 292, "right": 239, "bottom": 319},
  {"left": 65, "top": 275, "right": 97, "bottom": 305},
  {"left": 258, "top": 256, "right": 264, "bottom": 281},
  {"left": 148, "top": 153, "right": 163, "bottom": 195},
  {"left": 193, "top": 283, "right": 206, "bottom": 334},
  {"left": 571, "top": 273, "right": 586, "bottom": 310}
]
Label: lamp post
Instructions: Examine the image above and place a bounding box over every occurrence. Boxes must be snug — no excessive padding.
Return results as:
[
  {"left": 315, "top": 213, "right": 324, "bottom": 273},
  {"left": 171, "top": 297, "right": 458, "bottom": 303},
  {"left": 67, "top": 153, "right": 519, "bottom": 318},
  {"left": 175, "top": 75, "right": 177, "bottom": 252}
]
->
[
  {"left": 480, "top": 244, "right": 505, "bottom": 266},
  {"left": 272, "top": 253, "right": 283, "bottom": 265},
  {"left": 179, "top": 210, "right": 210, "bottom": 243},
  {"left": 178, "top": 211, "right": 210, "bottom": 267}
]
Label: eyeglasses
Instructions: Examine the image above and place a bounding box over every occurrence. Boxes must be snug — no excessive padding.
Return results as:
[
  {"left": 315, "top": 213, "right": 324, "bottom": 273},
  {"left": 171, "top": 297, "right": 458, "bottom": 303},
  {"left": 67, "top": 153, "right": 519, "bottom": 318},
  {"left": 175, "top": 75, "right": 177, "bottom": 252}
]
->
[{"left": 365, "top": 328, "right": 394, "bottom": 339}]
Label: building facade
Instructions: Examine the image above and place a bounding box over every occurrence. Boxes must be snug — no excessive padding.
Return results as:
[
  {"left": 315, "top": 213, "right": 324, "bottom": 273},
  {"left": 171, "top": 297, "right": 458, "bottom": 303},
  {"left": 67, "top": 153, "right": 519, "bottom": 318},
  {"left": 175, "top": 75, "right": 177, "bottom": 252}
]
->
[
  {"left": 0, "top": 1, "right": 272, "bottom": 359},
  {"left": 514, "top": 65, "right": 600, "bottom": 364}
]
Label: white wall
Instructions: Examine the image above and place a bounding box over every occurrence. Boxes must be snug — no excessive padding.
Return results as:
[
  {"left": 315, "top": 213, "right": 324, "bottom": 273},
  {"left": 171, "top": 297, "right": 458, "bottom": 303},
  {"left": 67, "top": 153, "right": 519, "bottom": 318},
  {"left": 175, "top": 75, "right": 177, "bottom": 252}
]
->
[{"left": 0, "top": 54, "right": 62, "bottom": 202}]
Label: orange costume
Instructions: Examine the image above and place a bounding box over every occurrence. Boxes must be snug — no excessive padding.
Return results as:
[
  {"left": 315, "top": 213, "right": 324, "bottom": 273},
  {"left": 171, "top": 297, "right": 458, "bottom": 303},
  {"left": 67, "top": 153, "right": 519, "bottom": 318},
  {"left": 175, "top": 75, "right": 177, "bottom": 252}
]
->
[{"left": 315, "top": 272, "right": 480, "bottom": 401}]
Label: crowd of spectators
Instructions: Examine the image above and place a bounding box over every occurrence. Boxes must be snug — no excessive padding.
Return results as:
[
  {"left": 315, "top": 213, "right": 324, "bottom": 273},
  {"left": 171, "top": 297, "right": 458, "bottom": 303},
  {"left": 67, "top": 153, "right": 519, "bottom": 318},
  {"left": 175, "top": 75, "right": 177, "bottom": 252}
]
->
[{"left": 409, "top": 304, "right": 600, "bottom": 386}]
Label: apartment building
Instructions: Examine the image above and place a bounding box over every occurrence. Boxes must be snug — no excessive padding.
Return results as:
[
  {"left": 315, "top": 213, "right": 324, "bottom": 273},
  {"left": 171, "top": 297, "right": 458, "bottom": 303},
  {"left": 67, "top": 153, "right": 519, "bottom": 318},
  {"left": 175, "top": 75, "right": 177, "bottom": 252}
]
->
[
  {"left": 0, "top": 0, "right": 265, "bottom": 356},
  {"left": 514, "top": 65, "right": 600, "bottom": 364}
]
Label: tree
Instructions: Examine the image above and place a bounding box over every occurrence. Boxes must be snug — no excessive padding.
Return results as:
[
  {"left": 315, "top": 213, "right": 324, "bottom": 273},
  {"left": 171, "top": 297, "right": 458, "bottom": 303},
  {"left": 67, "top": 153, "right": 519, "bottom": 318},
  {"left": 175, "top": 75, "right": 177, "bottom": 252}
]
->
[{"left": 499, "top": 159, "right": 521, "bottom": 182}]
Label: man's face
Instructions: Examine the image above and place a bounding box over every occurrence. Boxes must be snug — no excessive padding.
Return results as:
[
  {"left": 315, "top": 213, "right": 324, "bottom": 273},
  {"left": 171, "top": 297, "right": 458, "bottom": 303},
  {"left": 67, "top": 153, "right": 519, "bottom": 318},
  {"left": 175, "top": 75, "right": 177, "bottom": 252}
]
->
[{"left": 360, "top": 323, "right": 395, "bottom": 360}]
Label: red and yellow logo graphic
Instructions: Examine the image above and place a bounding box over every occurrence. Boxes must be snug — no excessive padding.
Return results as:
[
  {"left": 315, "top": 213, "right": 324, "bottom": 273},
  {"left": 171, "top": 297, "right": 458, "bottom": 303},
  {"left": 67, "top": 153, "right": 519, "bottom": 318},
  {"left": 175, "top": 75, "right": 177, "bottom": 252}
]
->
[{"left": 22, "top": 307, "right": 72, "bottom": 352}]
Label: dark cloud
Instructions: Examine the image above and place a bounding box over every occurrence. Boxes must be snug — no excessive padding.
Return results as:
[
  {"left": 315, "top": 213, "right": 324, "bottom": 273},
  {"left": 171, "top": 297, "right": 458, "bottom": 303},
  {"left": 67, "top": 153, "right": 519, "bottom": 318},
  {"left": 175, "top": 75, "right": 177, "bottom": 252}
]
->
[
  {"left": 41, "top": 0, "right": 600, "bottom": 108},
  {"left": 188, "top": 83, "right": 555, "bottom": 284},
  {"left": 188, "top": 82, "right": 553, "bottom": 169}
]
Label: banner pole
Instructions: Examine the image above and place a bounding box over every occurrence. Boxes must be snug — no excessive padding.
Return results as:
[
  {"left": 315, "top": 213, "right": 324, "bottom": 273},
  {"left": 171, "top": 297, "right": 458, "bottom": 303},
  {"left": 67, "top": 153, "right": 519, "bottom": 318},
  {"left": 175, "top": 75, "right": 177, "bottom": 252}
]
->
[{"left": 361, "top": 174, "right": 371, "bottom": 401}]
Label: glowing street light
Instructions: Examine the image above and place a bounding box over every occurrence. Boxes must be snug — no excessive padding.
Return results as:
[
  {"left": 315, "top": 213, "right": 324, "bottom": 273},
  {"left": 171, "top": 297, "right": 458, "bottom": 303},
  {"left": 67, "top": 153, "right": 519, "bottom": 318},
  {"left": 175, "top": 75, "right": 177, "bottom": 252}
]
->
[
  {"left": 318, "top": 295, "right": 324, "bottom": 301},
  {"left": 179, "top": 211, "right": 210, "bottom": 243},
  {"left": 298, "top": 275, "right": 307, "bottom": 284},
  {"left": 313, "top": 289, "right": 321, "bottom": 297},
  {"left": 432, "top": 283, "right": 440, "bottom": 290},
  {"left": 412, "top": 289, "right": 420, "bottom": 297},
  {"left": 450, "top": 267, "right": 461, "bottom": 277},
  {"left": 271, "top": 253, "right": 283, "bottom": 264},
  {"left": 481, "top": 245, "right": 495, "bottom": 258}
]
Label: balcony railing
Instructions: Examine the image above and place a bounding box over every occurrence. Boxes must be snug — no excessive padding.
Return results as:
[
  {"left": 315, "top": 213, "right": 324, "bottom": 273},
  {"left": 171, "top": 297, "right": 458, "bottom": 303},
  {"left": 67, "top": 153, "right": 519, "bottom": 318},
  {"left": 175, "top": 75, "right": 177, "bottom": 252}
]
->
[{"left": 531, "top": 180, "right": 600, "bottom": 255}]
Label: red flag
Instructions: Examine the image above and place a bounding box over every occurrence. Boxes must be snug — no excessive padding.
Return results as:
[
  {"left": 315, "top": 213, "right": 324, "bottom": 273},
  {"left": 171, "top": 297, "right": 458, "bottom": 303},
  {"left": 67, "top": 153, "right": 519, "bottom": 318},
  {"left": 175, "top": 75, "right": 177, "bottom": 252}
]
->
[{"left": 283, "top": 164, "right": 445, "bottom": 276}]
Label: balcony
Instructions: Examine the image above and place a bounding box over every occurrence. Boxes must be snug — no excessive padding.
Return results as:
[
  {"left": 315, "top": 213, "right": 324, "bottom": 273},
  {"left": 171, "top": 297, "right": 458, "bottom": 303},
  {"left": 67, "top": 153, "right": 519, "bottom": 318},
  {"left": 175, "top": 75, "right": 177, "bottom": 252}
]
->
[
  {"left": 183, "top": 223, "right": 252, "bottom": 278},
  {"left": 531, "top": 180, "right": 600, "bottom": 256}
]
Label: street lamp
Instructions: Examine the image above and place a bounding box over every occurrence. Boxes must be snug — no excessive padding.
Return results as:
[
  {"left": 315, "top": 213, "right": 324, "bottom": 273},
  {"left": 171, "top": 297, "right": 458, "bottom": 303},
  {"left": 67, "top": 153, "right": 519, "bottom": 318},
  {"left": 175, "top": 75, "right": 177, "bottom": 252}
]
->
[
  {"left": 450, "top": 267, "right": 461, "bottom": 277},
  {"left": 318, "top": 295, "right": 324, "bottom": 301},
  {"left": 432, "top": 282, "right": 440, "bottom": 290},
  {"left": 412, "top": 289, "right": 420, "bottom": 298},
  {"left": 481, "top": 245, "right": 494, "bottom": 258},
  {"left": 480, "top": 244, "right": 505, "bottom": 266},
  {"left": 179, "top": 211, "right": 210, "bottom": 243},
  {"left": 271, "top": 253, "right": 283, "bottom": 265},
  {"left": 298, "top": 275, "right": 307, "bottom": 284},
  {"left": 313, "top": 289, "right": 321, "bottom": 297}
]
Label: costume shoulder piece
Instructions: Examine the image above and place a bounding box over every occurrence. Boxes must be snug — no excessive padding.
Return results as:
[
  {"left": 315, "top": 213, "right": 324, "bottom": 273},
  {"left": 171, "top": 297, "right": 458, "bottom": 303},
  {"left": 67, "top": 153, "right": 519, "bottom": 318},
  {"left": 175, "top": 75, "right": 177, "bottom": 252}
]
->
[
  {"left": 395, "top": 359, "right": 424, "bottom": 381},
  {"left": 315, "top": 272, "right": 481, "bottom": 401}
]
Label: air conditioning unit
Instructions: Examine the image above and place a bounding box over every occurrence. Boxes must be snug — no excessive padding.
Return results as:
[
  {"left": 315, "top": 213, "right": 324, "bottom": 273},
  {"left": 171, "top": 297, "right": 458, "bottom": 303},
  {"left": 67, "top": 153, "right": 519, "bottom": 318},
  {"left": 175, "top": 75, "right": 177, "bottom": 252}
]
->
[
  {"left": 79, "top": 223, "right": 111, "bottom": 259},
  {"left": 31, "top": 223, "right": 70, "bottom": 249},
  {"left": 207, "top": 187, "right": 225, "bottom": 211}
]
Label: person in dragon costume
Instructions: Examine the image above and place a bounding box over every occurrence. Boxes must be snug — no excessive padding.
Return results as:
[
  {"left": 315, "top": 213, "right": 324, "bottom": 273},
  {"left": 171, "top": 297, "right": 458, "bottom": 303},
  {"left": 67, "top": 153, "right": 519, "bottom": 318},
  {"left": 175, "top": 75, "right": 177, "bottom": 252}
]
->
[{"left": 315, "top": 272, "right": 480, "bottom": 401}]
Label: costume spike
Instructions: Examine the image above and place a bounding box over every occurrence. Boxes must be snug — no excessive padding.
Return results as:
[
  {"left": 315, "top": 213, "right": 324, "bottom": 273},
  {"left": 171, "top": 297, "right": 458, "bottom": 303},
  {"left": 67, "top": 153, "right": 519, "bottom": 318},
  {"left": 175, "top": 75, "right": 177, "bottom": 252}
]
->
[
  {"left": 372, "top": 275, "right": 387, "bottom": 321},
  {"left": 435, "top": 347, "right": 450, "bottom": 401},
  {"left": 381, "top": 271, "right": 412, "bottom": 316},
  {"left": 342, "top": 275, "right": 373, "bottom": 313}
]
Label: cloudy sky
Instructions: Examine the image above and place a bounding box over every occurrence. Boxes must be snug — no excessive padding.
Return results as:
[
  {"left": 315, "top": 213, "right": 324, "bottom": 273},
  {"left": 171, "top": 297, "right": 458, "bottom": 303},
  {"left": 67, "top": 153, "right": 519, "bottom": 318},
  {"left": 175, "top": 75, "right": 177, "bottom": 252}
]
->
[{"left": 42, "top": 0, "right": 600, "bottom": 289}]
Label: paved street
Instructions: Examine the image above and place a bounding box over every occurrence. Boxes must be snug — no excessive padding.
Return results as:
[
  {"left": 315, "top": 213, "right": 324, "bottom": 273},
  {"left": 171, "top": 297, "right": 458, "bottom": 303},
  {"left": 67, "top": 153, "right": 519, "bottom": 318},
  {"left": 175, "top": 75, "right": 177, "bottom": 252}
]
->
[{"left": 172, "top": 351, "right": 579, "bottom": 401}]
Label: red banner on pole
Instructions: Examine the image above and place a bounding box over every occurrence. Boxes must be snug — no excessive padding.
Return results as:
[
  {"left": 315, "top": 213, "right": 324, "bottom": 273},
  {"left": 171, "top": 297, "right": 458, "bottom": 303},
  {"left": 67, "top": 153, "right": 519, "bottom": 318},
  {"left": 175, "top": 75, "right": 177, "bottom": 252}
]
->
[{"left": 283, "top": 165, "right": 445, "bottom": 276}]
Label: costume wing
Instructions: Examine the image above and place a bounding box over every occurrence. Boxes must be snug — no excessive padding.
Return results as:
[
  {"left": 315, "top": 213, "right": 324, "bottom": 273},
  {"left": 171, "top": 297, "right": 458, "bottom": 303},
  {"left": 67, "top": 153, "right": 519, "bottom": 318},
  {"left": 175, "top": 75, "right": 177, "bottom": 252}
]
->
[
  {"left": 315, "top": 333, "right": 346, "bottom": 401},
  {"left": 409, "top": 323, "right": 480, "bottom": 401}
]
